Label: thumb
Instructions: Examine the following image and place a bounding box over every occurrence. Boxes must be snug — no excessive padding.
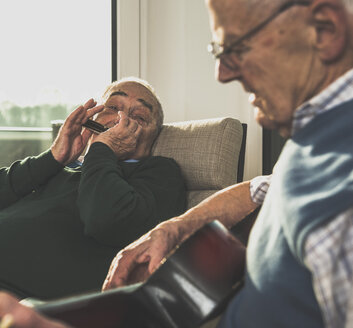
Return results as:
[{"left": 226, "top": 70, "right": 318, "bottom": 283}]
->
[{"left": 148, "top": 253, "right": 164, "bottom": 274}]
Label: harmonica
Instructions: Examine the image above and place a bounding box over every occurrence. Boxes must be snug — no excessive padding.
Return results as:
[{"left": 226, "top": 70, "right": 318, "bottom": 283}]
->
[{"left": 82, "top": 119, "right": 108, "bottom": 134}]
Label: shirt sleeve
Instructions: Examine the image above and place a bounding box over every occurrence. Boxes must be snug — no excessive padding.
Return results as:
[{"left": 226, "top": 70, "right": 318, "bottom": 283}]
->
[
  {"left": 0, "top": 149, "right": 63, "bottom": 209},
  {"left": 303, "top": 206, "right": 353, "bottom": 328},
  {"left": 249, "top": 174, "right": 272, "bottom": 205}
]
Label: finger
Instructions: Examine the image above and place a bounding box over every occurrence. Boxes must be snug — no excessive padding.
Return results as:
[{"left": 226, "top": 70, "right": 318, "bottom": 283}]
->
[
  {"left": 0, "top": 314, "right": 14, "bottom": 328},
  {"left": 68, "top": 100, "right": 96, "bottom": 127},
  {"left": 129, "top": 120, "right": 139, "bottom": 133},
  {"left": 86, "top": 104, "right": 104, "bottom": 119},
  {"left": 118, "top": 111, "right": 130, "bottom": 127},
  {"left": 81, "top": 128, "right": 93, "bottom": 145},
  {"left": 83, "top": 98, "right": 96, "bottom": 110},
  {"left": 106, "top": 263, "right": 130, "bottom": 289},
  {"left": 134, "top": 123, "right": 143, "bottom": 136},
  {"left": 67, "top": 105, "right": 85, "bottom": 122},
  {"left": 103, "top": 254, "right": 137, "bottom": 289},
  {"left": 71, "top": 99, "right": 96, "bottom": 122},
  {"left": 148, "top": 253, "right": 164, "bottom": 274},
  {"left": 63, "top": 106, "right": 87, "bottom": 130}
]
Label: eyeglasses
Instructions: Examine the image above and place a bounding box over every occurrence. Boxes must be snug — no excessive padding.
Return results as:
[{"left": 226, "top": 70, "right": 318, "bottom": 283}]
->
[{"left": 208, "top": 1, "right": 310, "bottom": 62}]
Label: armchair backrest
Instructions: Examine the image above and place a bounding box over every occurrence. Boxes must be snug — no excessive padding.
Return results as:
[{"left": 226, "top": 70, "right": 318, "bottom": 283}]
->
[{"left": 152, "top": 117, "right": 246, "bottom": 209}]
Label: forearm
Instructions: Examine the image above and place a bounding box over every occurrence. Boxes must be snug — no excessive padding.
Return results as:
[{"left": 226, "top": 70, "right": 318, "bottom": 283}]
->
[
  {"left": 0, "top": 149, "right": 63, "bottom": 209},
  {"left": 161, "top": 181, "right": 259, "bottom": 243},
  {"left": 101, "top": 180, "right": 258, "bottom": 290},
  {"left": 78, "top": 143, "right": 135, "bottom": 241}
]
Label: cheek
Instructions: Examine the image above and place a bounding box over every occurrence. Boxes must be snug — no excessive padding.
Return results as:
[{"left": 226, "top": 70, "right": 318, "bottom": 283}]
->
[
  {"left": 95, "top": 112, "right": 108, "bottom": 122},
  {"left": 140, "top": 126, "right": 158, "bottom": 143},
  {"left": 96, "top": 111, "right": 118, "bottom": 125},
  {"left": 242, "top": 59, "right": 268, "bottom": 86},
  {"left": 261, "top": 37, "right": 275, "bottom": 48},
  {"left": 242, "top": 58, "right": 283, "bottom": 108}
]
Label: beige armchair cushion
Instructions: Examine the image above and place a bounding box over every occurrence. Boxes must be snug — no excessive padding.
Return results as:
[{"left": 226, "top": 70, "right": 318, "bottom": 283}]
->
[{"left": 152, "top": 117, "right": 244, "bottom": 208}]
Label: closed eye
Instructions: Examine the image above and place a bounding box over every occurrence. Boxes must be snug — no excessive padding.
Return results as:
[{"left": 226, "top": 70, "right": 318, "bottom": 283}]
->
[
  {"left": 133, "top": 115, "right": 147, "bottom": 125},
  {"left": 105, "top": 105, "right": 120, "bottom": 112}
]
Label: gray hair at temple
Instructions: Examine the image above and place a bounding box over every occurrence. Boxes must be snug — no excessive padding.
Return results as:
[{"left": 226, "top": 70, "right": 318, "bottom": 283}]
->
[{"left": 102, "top": 77, "right": 164, "bottom": 134}]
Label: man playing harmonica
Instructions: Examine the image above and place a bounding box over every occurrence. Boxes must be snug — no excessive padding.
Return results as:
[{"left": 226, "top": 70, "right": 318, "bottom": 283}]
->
[{"left": 0, "top": 77, "right": 186, "bottom": 300}]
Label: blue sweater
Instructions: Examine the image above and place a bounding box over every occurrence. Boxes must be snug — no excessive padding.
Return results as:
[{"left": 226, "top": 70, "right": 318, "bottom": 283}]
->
[{"left": 220, "top": 99, "right": 353, "bottom": 327}]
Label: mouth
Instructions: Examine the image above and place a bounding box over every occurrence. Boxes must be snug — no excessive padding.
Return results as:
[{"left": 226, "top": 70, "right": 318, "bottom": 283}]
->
[
  {"left": 248, "top": 93, "right": 260, "bottom": 107},
  {"left": 241, "top": 82, "right": 261, "bottom": 108},
  {"left": 248, "top": 92, "right": 268, "bottom": 112}
]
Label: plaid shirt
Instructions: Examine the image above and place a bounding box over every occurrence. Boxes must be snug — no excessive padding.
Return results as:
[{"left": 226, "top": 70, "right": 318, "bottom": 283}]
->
[
  {"left": 249, "top": 68, "right": 353, "bottom": 328},
  {"left": 249, "top": 174, "right": 272, "bottom": 205}
]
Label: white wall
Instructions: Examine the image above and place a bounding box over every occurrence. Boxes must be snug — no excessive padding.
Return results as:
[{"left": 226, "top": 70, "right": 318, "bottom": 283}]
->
[{"left": 117, "top": 0, "right": 262, "bottom": 180}]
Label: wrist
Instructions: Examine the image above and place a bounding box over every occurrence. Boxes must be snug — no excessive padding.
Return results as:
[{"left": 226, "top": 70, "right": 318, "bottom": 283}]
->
[
  {"left": 157, "top": 217, "right": 194, "bottom": 245},
  {"left": 51, "top": 152, "right": 66, "bottom": 166}
]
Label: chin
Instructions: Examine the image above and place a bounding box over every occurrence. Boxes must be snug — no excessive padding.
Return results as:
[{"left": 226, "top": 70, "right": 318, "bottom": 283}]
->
[{"left": 254, "top": 107, "right": 278, "bottom": 130}]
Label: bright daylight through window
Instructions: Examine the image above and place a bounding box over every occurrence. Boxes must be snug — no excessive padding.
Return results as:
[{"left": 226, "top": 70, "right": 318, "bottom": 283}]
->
[{"left": 0, "top": 0, "right": 111, "bottom": 166}]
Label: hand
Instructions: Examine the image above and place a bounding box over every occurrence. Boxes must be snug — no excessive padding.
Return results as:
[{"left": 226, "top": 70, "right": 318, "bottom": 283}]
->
[
  {"left": 93, "top": 111, "right": 142, "bottom": 160},
  {"left": 0, "top": 292, "right": 70, "bottom": 328},
  {"left": 102, "top": 220, "right": 181, "bottom": 290},
  {"left": 51, "top": 99, "right": 104, "bottom": 166}
]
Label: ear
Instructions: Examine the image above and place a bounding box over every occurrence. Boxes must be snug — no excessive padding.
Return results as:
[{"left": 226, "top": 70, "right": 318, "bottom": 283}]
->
[{"left": 311, "top": 0, "right": 348, "bottom": 62}]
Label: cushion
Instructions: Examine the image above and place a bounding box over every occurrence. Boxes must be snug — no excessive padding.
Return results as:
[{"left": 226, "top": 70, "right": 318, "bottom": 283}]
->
[{"left": 152, "top": 117, "right": 243, "bottom": 208}]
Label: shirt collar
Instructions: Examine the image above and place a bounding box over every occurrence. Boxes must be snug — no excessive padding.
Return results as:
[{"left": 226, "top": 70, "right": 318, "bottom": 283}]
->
[
  {"left": 291, "top": 68, "right": 353, "bottom": 135},
  {"left": 66, "top": 156, "right": 140, "bottom": 168}
]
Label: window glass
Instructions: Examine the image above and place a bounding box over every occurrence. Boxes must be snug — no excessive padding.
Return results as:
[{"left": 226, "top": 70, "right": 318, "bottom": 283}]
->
[{"left": 0, "top": 0, "right": 111, "bottom": 166}]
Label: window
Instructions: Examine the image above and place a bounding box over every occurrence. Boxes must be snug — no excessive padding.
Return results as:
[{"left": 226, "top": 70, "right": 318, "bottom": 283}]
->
[{"left": 0, "top": 0, "right": 111, "bottom": 166}]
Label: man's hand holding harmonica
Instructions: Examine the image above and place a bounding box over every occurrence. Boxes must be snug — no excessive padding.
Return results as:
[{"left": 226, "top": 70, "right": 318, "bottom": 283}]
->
[
  {"left": 51, "top": 99, "right": 104, "bottom": 166},
  {"left": 93, "top": 111, "right": 142, "bottom": 160}
]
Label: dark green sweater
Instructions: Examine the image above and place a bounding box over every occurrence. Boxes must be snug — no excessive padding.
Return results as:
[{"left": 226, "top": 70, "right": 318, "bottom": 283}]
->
[{"left": 0, "top": 142, "right": 186, "bottom": 299}]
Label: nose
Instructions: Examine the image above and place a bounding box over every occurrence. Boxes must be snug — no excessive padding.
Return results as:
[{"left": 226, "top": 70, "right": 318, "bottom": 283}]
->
[{"left": 216, "top": 58, "right": 241, "bottom": 83}]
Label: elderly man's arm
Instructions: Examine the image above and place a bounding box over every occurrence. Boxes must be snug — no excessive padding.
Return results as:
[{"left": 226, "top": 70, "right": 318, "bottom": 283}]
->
[
  {"left": 102, "top": 175, "right": 271, "bottom": 289},
  {"left": 77, "top": 142, "right": 186, "bottom": 247},
  {"left": 0, "top": 292, "right": 71, "bottom": 328},
  {"left": 0, "top": 99, "right": 103, "bottom": 210}
]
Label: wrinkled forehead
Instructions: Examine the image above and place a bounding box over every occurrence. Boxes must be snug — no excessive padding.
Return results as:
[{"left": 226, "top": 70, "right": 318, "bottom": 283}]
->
[{"left": 106, "top": 82, "right": 159, "bottom": 114}]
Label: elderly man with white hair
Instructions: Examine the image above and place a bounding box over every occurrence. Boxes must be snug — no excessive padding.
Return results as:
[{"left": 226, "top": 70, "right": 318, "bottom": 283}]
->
[
  {"left": 104, "top": 1, "right": 353, "bottom": 327},
  {"left": 0, "top": 77, "right": 186, "bottom": 301}
]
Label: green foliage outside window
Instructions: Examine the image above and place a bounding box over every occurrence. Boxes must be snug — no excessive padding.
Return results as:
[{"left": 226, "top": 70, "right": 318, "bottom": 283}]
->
[{"left": 0, "top": 102, "right": 73, "bottom": 127}]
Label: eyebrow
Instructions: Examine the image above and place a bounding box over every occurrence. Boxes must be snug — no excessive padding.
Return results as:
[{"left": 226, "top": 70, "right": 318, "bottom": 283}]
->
[
  {"left": 110, "top": 91, "right": 128, "bottom": 97},
  {"left": 137, "top": 98, "right": 153, "bottom": 112}
]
